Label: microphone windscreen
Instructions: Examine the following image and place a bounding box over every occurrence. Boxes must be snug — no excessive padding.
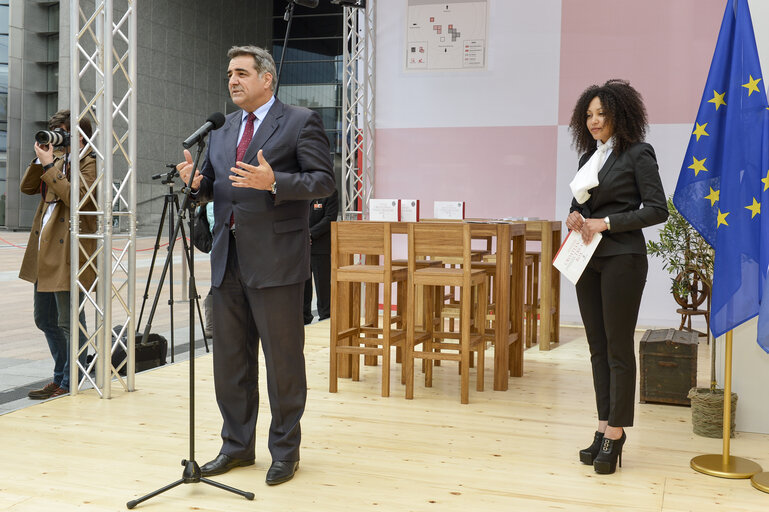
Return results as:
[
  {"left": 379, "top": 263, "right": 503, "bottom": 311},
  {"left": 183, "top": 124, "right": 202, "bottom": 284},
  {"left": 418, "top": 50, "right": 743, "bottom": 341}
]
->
[{"left": 207, "top": 112, "right": 226, "bottom": 129}]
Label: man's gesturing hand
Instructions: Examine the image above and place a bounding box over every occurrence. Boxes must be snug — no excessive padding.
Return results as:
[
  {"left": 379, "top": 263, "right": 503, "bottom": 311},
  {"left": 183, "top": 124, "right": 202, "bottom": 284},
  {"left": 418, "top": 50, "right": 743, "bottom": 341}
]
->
[
  {"left": 230, "top": 150, "right": 276, "bottom": 190},
  {"left": 177, "top": 149, "right": 203, "bottom": 190}
]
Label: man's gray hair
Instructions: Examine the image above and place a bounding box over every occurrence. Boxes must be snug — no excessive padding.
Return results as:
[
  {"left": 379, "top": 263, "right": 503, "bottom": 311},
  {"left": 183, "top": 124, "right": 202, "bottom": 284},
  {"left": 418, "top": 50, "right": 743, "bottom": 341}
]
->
[{"left": 227, "top": 45, "right": 276, "bottom": 90}]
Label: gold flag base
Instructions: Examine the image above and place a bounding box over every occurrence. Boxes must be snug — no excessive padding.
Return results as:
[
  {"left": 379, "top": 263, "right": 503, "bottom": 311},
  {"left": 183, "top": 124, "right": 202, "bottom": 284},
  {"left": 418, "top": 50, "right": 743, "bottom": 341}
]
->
[
  {"left": 751, "top": 472, "right": 769, "bottom": 493},
  {"left": 691, "top": 454, "right": 762, "bottom": 479},
  {"left": 690, "top": 332, "right": 762, "bottom": 480}
]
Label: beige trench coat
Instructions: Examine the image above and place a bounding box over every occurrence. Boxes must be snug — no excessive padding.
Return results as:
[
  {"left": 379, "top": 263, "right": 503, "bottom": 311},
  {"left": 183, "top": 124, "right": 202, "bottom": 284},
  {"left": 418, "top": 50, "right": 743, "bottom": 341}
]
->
[{"left": 18, "top": 151, "right": 98, "bottom": 292}]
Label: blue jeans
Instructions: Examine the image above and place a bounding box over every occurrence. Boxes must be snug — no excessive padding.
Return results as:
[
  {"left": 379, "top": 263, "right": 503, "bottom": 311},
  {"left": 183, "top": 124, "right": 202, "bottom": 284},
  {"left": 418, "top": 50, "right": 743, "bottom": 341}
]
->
[{"left": 33, "top": 284, "right": 88, "bottom": 391}]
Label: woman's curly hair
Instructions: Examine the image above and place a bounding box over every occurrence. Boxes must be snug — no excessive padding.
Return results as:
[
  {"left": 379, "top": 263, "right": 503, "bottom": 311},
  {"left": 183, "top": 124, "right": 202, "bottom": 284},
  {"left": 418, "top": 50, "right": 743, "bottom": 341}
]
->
[{"left": 568, "top": 79, "right": 648, "bottom": 155}]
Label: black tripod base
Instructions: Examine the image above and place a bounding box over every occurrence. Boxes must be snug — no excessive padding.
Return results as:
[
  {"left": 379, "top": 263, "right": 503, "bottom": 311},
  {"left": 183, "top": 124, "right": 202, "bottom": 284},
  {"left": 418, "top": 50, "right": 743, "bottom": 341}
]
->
[{"left": 126, "top": 459, "right": 254, "bottom": 509}]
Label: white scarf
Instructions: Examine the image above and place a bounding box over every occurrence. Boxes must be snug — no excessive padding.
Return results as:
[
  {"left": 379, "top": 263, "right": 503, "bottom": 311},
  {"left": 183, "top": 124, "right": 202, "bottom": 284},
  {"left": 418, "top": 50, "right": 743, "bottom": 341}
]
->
[{"left": 570, "top": 138, "right": 613, "bottom": 204}]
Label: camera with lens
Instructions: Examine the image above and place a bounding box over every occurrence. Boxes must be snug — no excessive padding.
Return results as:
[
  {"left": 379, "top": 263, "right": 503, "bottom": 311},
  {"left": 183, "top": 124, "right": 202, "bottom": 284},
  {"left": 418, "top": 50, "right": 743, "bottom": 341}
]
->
[{"left": 35, "top": 128, "right": 71, "bottom": 147}]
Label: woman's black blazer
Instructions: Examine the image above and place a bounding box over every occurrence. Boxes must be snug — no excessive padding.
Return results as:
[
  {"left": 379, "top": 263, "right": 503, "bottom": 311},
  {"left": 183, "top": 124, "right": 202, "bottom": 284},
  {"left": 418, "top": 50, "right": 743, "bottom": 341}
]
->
[{"left": 570, "top": 142, "right": 669, "bottom": 258}]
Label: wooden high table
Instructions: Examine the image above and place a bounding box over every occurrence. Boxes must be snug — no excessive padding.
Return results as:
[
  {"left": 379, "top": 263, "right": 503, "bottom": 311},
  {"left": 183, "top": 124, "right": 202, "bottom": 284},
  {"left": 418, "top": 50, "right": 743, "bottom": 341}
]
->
[
  {"left": 360, "top": 220, "right": 527, "bottom": 391},
  {"left": 510, "top": 220, "right": 562, "bottom": 351}
]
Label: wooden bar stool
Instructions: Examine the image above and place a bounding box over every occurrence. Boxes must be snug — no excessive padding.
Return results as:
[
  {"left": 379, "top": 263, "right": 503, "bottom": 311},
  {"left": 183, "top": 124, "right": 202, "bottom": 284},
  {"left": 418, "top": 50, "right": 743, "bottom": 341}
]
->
[
  {"left": 405, "top": 223, "right": 489, "bottom": 404},
  {"left": 392, "top": 258, "right": 443, "bottom": 367},
  {"left": 329, "top": 221, "right": 407, "bottom": 397},
  {"left": 524, "top": 250, "right": 558, "bottom": 348},
  {"left": 525, "top": 252, "right": 540, "bottom": 348}
]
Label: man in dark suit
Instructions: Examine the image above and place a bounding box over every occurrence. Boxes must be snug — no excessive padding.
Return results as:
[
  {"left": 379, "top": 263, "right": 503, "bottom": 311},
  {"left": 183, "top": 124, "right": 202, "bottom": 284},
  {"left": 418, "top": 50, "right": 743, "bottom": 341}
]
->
[
  {"left": 303, "top": 189, "right": 338, "bottom": 324},
  {"left": 178, "top": 45, "right": 335, "bottom": 485}
]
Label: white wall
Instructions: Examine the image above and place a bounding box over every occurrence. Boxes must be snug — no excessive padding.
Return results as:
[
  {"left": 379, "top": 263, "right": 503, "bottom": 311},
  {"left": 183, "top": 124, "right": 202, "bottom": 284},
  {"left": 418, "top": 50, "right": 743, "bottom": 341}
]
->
[{"left": 376, "top": 0, "right": 563, "bottom": 129}]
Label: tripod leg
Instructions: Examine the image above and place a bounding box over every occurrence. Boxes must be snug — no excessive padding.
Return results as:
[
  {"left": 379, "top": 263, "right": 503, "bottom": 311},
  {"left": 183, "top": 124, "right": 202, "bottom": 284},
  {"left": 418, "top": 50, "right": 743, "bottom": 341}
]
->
[
  {"left": 176, "top": 208, "right": 210, "bottom": 353},
  {"left": 201, "top": 478, "right": 255, "bottom": 500},
  {"left": 168, "top": 195, "right": 179, "bottom": 362},
  {"left": 137, "top": 196, "right": 172, "bottom": 328},
  {"left": 174, "top": 204, "right": 210, "bottom": 354},
  {"left": 138, "top": 190, "right": 181, "bottom": 351},
  {"left": 195, "top": 294, "right": 210, "bottom": 352},
  {"left": 126, "top": 478, "right": 184, "bottom": 509}
]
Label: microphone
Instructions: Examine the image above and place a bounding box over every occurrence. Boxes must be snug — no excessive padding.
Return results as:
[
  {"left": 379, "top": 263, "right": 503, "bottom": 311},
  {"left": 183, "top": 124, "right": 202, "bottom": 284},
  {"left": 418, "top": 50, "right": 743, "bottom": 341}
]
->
[
  {"left": 182, "top": 112, "right": 226, "bottom": 149},
  {"left": 292, "top": 0, "right": 319, "bottom": 7}
]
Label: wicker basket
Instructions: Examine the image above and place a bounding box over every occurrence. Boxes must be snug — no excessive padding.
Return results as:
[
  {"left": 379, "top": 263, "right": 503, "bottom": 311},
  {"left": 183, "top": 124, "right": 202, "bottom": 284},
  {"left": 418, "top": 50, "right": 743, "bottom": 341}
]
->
[{"left": 688, "top": 388, "right": 737, "bottom": 438}]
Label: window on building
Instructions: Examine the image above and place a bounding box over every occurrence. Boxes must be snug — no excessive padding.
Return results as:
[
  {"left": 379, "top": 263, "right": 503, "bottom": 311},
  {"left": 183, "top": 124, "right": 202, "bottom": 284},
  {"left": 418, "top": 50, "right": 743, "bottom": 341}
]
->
[{"left": 272, "top": 1, "right": 343, "bottom": 157}]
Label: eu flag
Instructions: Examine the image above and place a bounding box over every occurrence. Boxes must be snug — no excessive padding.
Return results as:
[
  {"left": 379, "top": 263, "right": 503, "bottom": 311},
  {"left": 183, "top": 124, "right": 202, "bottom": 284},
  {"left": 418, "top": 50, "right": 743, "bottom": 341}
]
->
[{"left": 673, "top": 0, "right": 769, "bottom": 352}]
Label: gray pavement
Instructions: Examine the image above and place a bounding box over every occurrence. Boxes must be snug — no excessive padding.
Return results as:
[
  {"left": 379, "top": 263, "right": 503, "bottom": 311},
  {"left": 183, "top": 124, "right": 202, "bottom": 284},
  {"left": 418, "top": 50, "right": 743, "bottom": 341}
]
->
[
  {"left": 0, "top": 229, "right": 320, "bottom": 416},
  {"left": 0, "top": 231, "right": 217, "bottom": 415}
]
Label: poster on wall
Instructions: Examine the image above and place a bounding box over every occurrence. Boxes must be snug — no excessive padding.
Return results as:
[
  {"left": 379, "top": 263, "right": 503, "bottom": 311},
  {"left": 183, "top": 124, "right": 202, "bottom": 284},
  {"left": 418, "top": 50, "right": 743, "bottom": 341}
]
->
[{"left": 405, "top": 0, "right": 488, "bottom": 71}]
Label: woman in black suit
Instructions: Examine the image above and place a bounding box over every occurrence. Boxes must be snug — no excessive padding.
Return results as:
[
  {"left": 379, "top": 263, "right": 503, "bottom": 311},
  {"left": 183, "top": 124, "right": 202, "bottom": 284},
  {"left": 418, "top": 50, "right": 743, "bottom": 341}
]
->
[{"left": 566, "top": 79, "right": 668, "bottom": 474}]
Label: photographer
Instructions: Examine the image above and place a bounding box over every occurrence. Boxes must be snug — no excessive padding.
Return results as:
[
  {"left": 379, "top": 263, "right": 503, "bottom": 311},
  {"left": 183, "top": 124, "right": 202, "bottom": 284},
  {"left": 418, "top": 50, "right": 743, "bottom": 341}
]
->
[{"left": 19, "top": 109, "right": 97, "bottom": 399}]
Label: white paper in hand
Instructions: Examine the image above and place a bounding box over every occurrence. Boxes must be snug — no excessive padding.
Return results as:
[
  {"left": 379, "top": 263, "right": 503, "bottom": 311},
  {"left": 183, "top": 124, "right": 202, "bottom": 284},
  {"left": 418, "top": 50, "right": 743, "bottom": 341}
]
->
[{"left": 552, "top": 230, "right": 602, "bottom": 285}]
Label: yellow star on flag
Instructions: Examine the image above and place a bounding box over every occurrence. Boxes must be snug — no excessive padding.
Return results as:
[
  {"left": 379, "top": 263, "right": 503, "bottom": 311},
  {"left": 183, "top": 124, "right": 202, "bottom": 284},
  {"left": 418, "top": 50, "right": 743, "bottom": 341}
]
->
[
  {"left": 704, "top": 187, "right": 720, "bottom": 206},
  {"left": 692, "top": 122, "right": 709, "bottom": 141},
  {"left": 717, "top": 209, "right": 730, "bottom": 228},
  {"left": 742, "top": 74, "right": 762, "bottom": 96},
  {"left": 745, "top": 198, "right": 761, "bottom": 218},
  {"left": 708, "top": 90, "right": 727, "bottom": 110},
  {"left": 688, "top": 156, "right": 708, "bottom": 176},
  {"left": 762, "top": 169, "right": 769, "bottom": 191}
]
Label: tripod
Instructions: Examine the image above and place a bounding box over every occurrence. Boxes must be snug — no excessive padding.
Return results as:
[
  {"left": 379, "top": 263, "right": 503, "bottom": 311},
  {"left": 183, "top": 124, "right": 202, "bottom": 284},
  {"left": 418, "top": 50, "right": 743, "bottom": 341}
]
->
[
  {"left": 137, "top": 167, "right": 209, "bottom": 360},
  {"left": 127, "top": 139, "right": 254, "bottom": 508}
]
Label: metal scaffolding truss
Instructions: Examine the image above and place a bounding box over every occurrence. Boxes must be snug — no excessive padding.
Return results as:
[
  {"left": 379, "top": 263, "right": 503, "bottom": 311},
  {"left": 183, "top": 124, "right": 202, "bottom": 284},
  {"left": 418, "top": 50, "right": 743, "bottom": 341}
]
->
[
  {"left": 340, "top": 1, "right": 375, "bottom": 220},
  {"left": 69, "top": 0, "right": 137, "bottom": 398}
]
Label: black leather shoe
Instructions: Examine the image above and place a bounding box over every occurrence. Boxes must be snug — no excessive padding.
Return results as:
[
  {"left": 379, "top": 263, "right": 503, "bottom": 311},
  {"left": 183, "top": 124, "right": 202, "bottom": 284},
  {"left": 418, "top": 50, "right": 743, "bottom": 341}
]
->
[
  {"left": 200, "top": 453, "right": 254, "bottom": 477},
  {"left": 594, "top": 431, "right": 627, "bottom": 474},
  {"left": 579, "top": 431, "right": 604, "bottom": 465},
  {"left": 265, "top": 460, "right": 299, "bottom": 485}
]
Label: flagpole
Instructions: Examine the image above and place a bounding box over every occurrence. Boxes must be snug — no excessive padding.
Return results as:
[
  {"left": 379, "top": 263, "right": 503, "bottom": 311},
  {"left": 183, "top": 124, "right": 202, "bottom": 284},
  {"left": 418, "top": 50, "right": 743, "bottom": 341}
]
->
[{"left": 690, "top": 330, "right": 762, "bottom": 478}]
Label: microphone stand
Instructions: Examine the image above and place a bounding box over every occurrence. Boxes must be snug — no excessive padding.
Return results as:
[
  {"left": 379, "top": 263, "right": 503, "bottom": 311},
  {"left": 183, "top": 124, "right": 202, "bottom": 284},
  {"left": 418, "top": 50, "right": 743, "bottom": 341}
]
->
[
  {"left": 127, "top": 137, "right": 254, "bottom": 508},
  {"left": 274, "top": 0, "right": 296, "bottom": 97}
]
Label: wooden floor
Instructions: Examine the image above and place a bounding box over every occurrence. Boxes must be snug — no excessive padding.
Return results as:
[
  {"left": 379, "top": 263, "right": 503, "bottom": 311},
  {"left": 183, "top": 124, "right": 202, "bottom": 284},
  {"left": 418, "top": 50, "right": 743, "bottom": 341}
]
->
[{"left": 1, "top": 315, "right": 768, "bottom": 511}]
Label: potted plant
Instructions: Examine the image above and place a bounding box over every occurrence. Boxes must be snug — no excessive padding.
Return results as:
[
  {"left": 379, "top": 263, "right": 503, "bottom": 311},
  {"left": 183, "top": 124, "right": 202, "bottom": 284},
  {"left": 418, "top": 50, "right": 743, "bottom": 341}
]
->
[{"left": 646, "top": 197, "right": 735, "bottom": 438}]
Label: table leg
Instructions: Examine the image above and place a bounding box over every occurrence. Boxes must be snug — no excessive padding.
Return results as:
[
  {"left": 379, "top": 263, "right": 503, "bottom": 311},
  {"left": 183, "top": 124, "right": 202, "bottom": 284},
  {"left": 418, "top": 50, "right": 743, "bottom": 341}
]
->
[
  {"left": 364, "top": 254, "right": 379, "bottom": 366},
  {"left": 337, "top": 279, "right": 352, "bottom": 378},
  {"left": 551, "top": 227, "right": 561, "bottom": 344},
  {"left": 539, "top": 224, "right": 553, "bottom": 351},
  {"left": 493, "top": 224, "right": 511, "bottom": 391},
  {"left": 509, "top": 232, "right": 525, "bottom": 377}
]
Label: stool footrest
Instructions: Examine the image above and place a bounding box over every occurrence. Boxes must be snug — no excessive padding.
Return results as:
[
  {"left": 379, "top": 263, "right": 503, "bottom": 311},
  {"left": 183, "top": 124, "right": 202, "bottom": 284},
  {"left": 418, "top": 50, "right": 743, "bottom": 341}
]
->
[
  {"left": 336, "top": 346, "right": 383, "bottom": 356},
  {"left": 413, "top": 351, "right": 461, "bottom": 362}
]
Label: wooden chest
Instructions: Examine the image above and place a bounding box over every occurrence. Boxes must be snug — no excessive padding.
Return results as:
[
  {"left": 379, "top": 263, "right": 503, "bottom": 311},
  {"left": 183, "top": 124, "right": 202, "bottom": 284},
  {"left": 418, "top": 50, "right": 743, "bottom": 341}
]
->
[{"left": 639, "top": 329, "right": 698, "bottom": 406}]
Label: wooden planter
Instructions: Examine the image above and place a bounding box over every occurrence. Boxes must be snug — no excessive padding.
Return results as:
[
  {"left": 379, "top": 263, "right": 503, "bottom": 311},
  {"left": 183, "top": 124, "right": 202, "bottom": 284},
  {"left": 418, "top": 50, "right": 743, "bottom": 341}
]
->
[{"left": 688, "top": 388, "right": 737, "bottom": 438}]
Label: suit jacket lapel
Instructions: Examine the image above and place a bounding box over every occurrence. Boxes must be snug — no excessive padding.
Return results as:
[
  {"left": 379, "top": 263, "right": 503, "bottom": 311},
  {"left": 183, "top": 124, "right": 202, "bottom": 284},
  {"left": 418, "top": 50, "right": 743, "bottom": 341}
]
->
[
  {"left": 243, "top": 99, "right": 284, "bottom": 164},
  {"left": 597, "top": 151, "right": 618, "bottom": 183},
  {"left": 588, "top": 151, "right": 618, "bottom": 207},
  {"left": 221, "top": 113, "right": 240, "bottom": 168}
]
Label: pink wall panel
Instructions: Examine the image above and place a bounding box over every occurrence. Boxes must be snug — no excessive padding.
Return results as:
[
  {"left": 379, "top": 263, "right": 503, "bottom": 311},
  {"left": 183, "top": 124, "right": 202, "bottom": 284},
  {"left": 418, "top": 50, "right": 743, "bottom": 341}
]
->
[
  {"left": 558, "top": 0, "right": 725, "bottom": 125},
  {"left": 375, "top": 126, "right": 558, "bottom": 220}
]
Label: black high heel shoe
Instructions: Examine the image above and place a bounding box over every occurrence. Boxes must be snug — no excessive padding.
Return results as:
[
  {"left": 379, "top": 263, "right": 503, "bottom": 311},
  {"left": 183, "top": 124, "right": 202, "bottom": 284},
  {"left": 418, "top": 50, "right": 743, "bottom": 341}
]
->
[
  {"left": 579, "top": 431, "right": 604, "bottom": 465},
  {"left": 593, "top": 431, "right": 626, "bottom": 474}
]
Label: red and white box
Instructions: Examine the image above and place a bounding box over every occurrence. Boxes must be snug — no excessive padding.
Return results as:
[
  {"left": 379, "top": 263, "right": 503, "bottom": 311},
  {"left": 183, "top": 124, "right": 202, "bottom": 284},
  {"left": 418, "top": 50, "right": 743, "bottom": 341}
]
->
[{"left": 400, "top": 199, "right": 420, "bottom": 222}]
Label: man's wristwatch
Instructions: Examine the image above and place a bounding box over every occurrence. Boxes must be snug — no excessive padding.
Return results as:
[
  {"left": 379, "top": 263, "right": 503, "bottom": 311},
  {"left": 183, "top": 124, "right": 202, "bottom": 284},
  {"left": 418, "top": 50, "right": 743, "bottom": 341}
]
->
[
  {"left": 42, "top": 162, "right": 55, "bottom": 171},
  {"left": 270, "top": 180, "right": 277, "bottom": 194},
  {"left": 603, "top": 216, "right": 611, "bottom": 231}
]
